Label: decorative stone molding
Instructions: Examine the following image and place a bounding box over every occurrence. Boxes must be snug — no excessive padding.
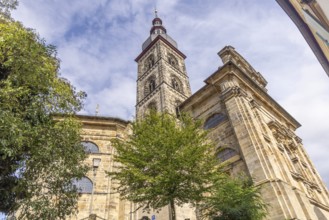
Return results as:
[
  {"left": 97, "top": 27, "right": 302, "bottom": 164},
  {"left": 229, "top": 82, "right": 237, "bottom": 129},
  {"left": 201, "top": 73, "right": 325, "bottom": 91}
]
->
[
  {"left": 291, "top": 156, "right": 299, "bottom": 163},
  {"left": 217, "top": 46, "right": 268, "bottom": 90},
  {"left": 277, "top": 143, "right": 285, "bottom": 152},
  {"left": 249, "top": 99, "right": 261, "bottom": 109},
  {"left": 301, "top": 0, "right": 315, "bottom": 4},
  {"left": 295, "top": 136, "right": 303, "bottom": 143},
  {"left": 291, "top": 171, "right": 303, "bottom": 180},
  {"left": 309, "top": 199, "right": 329, "bottom": 212},
  {"left": 262, "top": 133, "right": 271, "bottom": 143},
  {"left": 219, "top": 86, "right": 248, "bottom": 102},
  {"left": 306, "top": 184, "right": 316, "bottom": 198},
  {"left": 268, "top": 120, "right": 300, "bottom": 152},
  {"left": 301, "top": 161, "right": 308, "bottom": 168},
  {"left": 286, "top": 138, "right": 298, "bottom": 150},
  {"left": 219, "top": 74, "right": 239, "bottom": 92}
]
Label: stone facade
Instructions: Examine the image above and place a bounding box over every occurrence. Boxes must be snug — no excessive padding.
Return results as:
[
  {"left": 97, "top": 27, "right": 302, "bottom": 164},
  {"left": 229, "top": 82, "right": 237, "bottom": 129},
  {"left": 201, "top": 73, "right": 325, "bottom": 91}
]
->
[
  {"left": 67, "top": 115, "right": 132, "bottom": 220},
  {"left": 180, "top": 46, "right": 329, "bottom": 220},
  {"left": 71, "top": 14, "right": 329, "bottom": 220}
]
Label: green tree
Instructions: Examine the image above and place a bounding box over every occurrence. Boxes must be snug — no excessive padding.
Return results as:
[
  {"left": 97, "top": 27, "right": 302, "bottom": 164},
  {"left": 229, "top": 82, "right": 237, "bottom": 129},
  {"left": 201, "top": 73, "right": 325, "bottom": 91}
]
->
[
  {"left": 199, "top": 176, "right": 267, "bottom": 220},
  {"left": 0, "top": 0, "right": 18, "bottom": 18},
  {"left": 109, "top": 112, "right": 223, "bottom": 220},
  {"left": 0, "top": 19, "right": 88, "bottom": 219}
]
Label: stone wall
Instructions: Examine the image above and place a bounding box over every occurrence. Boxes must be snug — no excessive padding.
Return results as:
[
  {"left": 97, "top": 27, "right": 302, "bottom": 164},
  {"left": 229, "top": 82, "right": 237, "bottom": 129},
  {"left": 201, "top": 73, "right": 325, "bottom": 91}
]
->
[
  {"left": 180, "top": 47, "right": 329, "bottom": 219},
  {"left": 67, "top": 115, "right": 132, "bottom": 220}
]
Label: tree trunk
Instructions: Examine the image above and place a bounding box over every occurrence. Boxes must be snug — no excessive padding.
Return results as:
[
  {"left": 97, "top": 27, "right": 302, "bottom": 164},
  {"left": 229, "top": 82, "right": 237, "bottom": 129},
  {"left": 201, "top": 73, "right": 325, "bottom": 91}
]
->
[{"left": 169, "top": 199, "right": 176, "bottom": 220}]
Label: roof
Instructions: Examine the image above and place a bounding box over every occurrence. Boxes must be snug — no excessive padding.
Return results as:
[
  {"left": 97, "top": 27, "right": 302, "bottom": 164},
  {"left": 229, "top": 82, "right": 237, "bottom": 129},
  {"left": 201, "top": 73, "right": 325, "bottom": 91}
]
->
[{"left": 135, "top": 35, "right": 186, "bottom": 62}]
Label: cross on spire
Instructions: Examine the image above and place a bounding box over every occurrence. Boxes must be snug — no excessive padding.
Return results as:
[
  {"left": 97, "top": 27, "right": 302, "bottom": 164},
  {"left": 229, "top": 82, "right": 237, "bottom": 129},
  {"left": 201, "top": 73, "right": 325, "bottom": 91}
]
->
[{"left": 154, "top": 8, "right": 158, "bottom": 18}]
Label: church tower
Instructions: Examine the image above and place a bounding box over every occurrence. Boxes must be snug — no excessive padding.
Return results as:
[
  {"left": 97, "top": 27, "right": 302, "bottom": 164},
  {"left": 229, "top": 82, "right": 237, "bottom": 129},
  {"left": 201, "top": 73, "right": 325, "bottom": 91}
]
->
[
  {"left": 133, "top": 12, "right": 197, "bottom": 220},
  {"left": 135, "top": 11, "right": 191, "bottom": 118}
]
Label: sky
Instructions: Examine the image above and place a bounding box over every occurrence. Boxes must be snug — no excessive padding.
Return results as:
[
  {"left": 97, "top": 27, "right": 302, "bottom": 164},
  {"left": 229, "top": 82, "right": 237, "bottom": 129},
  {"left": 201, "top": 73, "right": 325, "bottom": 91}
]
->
[{"left": 10, "top": 0, "right": 329, "bottom": 189}]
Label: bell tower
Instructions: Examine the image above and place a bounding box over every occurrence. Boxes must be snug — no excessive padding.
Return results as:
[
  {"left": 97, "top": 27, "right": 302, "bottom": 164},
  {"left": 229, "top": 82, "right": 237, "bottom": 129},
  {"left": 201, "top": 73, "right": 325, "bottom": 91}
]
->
[{"left": 135, "top": 10, "right": 191, "bottom": 118}]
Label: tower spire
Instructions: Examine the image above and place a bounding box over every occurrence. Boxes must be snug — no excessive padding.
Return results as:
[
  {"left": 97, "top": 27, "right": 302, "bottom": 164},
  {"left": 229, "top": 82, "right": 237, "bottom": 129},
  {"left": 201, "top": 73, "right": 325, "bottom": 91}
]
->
[
  {"left": 150, "top": 11, "right": 166, "bottom": 35},
  {"left": 140, "top": 10, "right": 178, "bottom": 50}
]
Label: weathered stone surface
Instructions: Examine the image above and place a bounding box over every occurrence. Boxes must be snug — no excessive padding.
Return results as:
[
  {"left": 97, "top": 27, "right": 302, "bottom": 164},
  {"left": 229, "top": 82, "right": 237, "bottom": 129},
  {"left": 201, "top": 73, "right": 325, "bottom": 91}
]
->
[
  {"left": 67, "top": 115, "right": 132, "bottom": 220},
  {"left": 181, "top": 46, "right": 329, "bottom": 220},
  {"left": 69, "top": 21, "right": 329, "bottom": 220}
]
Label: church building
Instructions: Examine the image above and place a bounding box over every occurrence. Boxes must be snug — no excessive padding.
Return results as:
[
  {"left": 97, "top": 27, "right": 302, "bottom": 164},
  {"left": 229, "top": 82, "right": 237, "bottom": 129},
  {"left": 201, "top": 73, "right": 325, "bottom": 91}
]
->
[{"left": 70, "top": 12, "right": 329, "bottom": 220}]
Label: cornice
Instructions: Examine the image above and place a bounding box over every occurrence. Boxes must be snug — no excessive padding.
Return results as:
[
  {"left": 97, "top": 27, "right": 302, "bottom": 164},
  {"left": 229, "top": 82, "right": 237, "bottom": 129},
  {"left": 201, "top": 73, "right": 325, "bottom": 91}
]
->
[
  {"left": 136, "top": 81, "right": 188, "bottom": 107},
  {"left": 219, "top": 85, "right": 248, "bottom": 102},
  {"left": 221, "top": 62, "right": 301, "bottom": 128},
  {"left": 180, "top": 61, "right": 301, "bottom": 129},
  {"left": 74, "top": 115, "right": 130, "bottom": 128}
]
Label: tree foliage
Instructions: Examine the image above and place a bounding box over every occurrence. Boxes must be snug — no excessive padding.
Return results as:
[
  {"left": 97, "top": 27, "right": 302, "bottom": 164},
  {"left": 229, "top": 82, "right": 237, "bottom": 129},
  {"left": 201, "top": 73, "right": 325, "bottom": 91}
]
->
[
  {"left": 0, "top": 0, "right": 18, "bottom": 18},
  {"left": 199, "top": 176, "right": 268, "bottom": 220},
  {"left": 109, "top": 112, "right": 223, "bottom": 220},
  {"left": 0, "top": 19, "right": 88, "bottom": 219}
]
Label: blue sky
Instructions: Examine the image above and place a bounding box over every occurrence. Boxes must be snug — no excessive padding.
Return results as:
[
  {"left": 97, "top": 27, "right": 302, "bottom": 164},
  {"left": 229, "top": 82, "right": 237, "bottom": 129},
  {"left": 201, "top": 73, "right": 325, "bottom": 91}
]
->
[{"left": 10, "top": 0, "right": 329, "bottom": 192}]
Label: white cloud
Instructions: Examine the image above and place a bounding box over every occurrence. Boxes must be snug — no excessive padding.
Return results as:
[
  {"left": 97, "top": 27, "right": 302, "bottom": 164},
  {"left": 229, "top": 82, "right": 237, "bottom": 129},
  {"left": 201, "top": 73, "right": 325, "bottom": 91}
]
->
[{"left": 12, "top": 0, "right": 329, "bottom": 188}]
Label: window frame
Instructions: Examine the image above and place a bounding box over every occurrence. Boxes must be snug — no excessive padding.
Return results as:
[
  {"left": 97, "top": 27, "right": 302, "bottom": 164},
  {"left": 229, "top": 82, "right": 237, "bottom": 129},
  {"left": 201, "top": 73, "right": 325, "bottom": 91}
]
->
[
  {"left": 81, "top": 141, "right": 100, "bottom": 154},
  {"left": 217, "top": 148, "right": 238, "bottom": 162},
  {"left": 168, "top": 53, "right": 178, "bottom": 67},
  {"left": 72, "top": 176, "right": 93, "bottom": 194},
  {"left": 148, "top": 101, "right": 157, "bottom": 111},
  {"left": 145, "top": 54, "right": 155, "bottom": 71},
  {"left": 204, "top": 113, "right": 226, "bottom": 130},
  {"left": 171, "top": 77, "right": 180, "bottom": 92}
]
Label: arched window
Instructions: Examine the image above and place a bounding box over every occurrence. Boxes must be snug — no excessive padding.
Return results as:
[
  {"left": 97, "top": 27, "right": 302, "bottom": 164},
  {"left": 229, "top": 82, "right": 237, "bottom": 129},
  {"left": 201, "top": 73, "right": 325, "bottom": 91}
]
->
[
  {"left": 149, "top": 79, "right": 156, "bottom": 92},
  {"left": 145, "top": 76, "right": 157, "bottom": 96},
  {"left": 168, "top": 53, "right": 178, "bottom": 67},
  {"left": 171, "top": 77, "right": 181, "bottom": 92},
  {"left": 81, "top": 141, "right": 99, "bottom": 153},
  {"left": 145, "top": 54, "right": 155, "bottom": 70},
  {"left": 148, "top": 101, "right": 157, "bottom": 111},
  {"left": 217, "top": 148, "right": 238, "bottom": 162},
  {"left": 204, "top": 113, "right": 226, "bottom": 130},
  {"left": 175, "top": 100, "right": 181, "bottom": 107},
  {"left": 175, "top": 100, "right": 182, "bottom": 115},
  {"left": 72, "top": 177, "right": 93, "bottom": 193}
]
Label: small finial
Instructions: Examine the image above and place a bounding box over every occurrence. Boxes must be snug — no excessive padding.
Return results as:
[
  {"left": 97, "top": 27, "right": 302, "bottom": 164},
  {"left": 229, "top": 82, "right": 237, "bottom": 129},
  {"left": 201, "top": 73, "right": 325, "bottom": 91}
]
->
[
  {"left": 154, "top": 8, "right": 158, "bottom": 18},
  {"left": 95, "top": 104, "right": 99, "bottom": 116}
]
